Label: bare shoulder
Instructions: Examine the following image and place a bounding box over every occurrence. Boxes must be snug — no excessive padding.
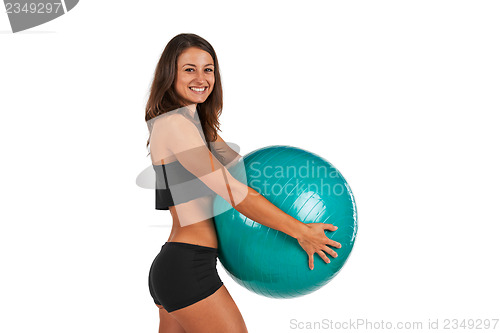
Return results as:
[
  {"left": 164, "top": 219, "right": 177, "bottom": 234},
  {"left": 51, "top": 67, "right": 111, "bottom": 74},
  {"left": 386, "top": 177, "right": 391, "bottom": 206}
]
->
[{"left": 149, "top": 113, "right": 191, "bottom": 163}]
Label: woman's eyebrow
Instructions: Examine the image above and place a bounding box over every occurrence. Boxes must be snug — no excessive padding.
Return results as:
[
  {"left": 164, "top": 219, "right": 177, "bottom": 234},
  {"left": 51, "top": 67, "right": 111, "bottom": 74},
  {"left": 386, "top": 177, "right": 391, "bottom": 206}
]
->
[{"left": 182, "top": 63, "right": 215, "bottom": 67}]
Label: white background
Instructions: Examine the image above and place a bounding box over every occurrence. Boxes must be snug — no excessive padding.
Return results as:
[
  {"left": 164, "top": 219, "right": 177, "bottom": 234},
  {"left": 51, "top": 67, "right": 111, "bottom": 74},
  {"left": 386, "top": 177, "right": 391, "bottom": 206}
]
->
[{"left": 1, "top": 1, "right": 499, "bottom": 332}]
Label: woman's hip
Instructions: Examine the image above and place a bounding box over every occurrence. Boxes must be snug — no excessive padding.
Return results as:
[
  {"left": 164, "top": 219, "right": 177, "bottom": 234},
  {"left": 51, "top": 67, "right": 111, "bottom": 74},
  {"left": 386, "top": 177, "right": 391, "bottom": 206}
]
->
[{"left": 148, "top": 241, "right": 223, "bottom": 312}]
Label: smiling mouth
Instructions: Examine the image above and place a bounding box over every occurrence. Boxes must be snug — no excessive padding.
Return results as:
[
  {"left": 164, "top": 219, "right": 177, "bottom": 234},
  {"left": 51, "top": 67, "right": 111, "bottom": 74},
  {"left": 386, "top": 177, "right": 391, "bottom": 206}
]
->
[{"left": 189, "top": 86, "right": 208, "bottom": 92}]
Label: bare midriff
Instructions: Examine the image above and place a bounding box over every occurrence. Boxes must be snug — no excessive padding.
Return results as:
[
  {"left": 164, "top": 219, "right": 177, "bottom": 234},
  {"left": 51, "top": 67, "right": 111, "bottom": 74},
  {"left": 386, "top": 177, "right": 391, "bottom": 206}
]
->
[{"left": 167, "top": 205, "right": 219, "bottom": 249}]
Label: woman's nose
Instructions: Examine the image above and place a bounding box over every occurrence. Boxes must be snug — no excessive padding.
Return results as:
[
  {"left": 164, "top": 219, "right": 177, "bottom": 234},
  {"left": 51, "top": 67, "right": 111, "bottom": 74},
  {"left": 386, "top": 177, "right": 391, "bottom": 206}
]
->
[{"left": 195, "top": 71, "right": 206, "bottom": 82}]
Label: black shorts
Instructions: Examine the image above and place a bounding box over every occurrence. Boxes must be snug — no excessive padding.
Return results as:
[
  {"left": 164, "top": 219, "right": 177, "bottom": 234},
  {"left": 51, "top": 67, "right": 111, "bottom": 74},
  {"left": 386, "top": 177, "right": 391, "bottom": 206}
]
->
[{"left": 148, "top": 241, "right": 224, "bottom": 312}]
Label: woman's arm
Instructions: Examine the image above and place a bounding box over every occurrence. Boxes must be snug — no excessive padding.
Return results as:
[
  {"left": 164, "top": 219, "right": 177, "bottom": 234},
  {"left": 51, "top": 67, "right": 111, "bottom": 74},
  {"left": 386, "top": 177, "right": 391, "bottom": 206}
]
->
[{"left": 154, "top": 113, "right": 340, "bottom": 269}]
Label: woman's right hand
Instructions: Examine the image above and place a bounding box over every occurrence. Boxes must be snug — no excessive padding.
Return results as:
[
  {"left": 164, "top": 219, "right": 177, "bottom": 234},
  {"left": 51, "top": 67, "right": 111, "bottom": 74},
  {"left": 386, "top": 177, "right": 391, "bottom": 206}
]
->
[{"left": 296, "top": 223, "right": 341, "bottom": 270}]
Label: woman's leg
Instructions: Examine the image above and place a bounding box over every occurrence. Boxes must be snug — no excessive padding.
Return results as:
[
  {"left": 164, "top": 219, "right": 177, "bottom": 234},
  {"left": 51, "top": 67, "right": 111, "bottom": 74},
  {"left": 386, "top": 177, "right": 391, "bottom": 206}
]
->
[
  {"left": 156, "top": 304, "right": 186, "bottom": 333},
  {"left": 169, "top": 285, "right": 248, "bottom": 333}
]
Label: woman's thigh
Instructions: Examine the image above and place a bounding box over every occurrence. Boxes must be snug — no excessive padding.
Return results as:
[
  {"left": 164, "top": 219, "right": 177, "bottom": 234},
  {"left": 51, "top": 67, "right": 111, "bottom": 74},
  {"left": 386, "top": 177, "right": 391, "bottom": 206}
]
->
[
  {"left": 169, "top": 284, "right": 248, "bottom": 333},
  {"left": 156, "top": 304, "right": 186, "bottom": 333}
]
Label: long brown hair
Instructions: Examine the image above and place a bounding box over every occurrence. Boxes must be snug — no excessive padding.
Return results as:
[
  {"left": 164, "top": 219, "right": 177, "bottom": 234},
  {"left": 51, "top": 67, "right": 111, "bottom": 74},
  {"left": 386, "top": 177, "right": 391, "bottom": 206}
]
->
[{"left": 145, "top": 33, "right": 223, "bottom": 155}]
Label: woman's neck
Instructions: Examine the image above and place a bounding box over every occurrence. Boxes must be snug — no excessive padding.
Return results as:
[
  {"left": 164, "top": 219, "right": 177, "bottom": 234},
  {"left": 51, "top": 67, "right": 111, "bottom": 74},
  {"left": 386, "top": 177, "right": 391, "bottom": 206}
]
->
[{"left": 185, "top": 103, "right": 197, "bottom": 115}]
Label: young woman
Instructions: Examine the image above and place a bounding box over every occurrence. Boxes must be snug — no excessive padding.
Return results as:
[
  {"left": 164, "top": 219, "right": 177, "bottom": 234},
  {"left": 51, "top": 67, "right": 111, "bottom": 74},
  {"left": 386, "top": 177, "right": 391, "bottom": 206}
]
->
[{"left": 145, "top": 33, "right": 341, "bottom": 333}]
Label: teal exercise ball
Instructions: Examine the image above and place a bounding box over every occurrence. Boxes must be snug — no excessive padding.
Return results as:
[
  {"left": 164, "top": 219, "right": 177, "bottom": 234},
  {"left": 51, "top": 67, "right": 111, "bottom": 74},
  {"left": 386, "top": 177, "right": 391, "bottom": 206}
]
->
[{"left": 213, "top": 145, "right": 358, "bottom": 299}]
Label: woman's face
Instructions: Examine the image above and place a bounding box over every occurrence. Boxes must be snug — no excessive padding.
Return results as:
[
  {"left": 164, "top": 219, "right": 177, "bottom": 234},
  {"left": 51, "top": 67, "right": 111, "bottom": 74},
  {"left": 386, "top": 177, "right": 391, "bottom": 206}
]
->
[{"left": 174, "top": 47, "right": 215, "bottom": 106}]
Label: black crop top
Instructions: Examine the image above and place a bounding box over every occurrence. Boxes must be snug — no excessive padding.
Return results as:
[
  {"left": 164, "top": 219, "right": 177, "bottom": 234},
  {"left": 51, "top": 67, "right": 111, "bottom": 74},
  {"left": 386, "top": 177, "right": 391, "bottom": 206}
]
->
[{"left": 153, "top": 160, "right": 217, "bottom": 210}]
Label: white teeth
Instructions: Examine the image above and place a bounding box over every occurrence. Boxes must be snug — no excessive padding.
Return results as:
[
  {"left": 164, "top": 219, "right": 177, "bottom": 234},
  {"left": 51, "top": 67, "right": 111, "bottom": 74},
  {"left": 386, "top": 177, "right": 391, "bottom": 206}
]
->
[{"left": 190, "top": 87, "right": 206, "bottom": 92}]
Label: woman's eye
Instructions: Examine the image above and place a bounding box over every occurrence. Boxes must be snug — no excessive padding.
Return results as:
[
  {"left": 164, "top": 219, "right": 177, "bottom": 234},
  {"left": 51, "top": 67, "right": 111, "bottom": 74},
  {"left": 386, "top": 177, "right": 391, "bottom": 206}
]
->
[{"left": 184, "top": 68, "right": 213, "bottom": 72}]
